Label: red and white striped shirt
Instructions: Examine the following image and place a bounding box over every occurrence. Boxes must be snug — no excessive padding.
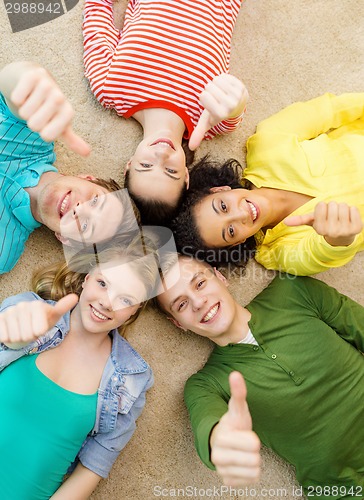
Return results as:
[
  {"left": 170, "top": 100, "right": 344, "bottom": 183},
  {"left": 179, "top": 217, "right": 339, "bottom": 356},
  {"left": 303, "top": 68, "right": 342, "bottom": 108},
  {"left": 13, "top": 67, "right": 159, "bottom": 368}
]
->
[{"left": 83, "top": 0, "right": 244, "bottom": 140}]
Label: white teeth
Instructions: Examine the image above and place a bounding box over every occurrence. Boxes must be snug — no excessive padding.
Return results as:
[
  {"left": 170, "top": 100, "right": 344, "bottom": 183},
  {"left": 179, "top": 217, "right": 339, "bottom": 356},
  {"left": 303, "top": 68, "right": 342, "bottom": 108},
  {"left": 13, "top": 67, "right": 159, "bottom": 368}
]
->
[
  {"left": 247, "top": 201, "right": 257, "bottom": 221},
  {"left": 91, "top": 306, "right": 109, "bottom": 321},
  {"left": 60, "top": 193, "right": 70, "bottom": 217},
  {"left": 155, "top": 141, "right": 173, "bottom": 149},
  {"left": 202, "top": 304, "right": 219, "bottom": 323}
]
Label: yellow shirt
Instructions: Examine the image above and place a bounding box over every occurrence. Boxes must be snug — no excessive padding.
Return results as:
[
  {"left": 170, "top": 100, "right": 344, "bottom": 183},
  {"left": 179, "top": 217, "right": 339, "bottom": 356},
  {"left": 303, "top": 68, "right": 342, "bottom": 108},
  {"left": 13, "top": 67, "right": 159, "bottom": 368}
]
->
[{"left": 245, "top": 93, "right": 364, "bottom": 275}]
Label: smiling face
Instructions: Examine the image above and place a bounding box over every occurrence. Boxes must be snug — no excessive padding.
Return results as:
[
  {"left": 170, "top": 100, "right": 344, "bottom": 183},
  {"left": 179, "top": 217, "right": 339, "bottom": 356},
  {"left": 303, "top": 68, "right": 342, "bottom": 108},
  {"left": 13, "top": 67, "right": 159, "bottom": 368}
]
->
[
  {"left": 157, "top": 257, "right": 238, "bottom": 343},
  {"left": 193, "top": 187, "right": 270, "bottom": 248},
  {"left": 126, "top": 136, "right": 189, "bottom": 205},
  {"left": 78, "top": 260, "right": 147, "bottom": 334},
  {"left": 36, "top": 175, "right": 125, "bottom": 243}
]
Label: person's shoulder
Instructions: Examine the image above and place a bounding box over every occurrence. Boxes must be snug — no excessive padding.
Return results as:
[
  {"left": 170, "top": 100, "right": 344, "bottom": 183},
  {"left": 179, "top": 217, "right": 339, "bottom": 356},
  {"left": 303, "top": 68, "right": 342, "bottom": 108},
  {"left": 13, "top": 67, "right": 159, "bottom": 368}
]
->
[
  {"left": 110, "top": 331, "right": 151, "bottom": 375},
  {"left": 0, "top": 291, "right": 44, "bottom": 312}
]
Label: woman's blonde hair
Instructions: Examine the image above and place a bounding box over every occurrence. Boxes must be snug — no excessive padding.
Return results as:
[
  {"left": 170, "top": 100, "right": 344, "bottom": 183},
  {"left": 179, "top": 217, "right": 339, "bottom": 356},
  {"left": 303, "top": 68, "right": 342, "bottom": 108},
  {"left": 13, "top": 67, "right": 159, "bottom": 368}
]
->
[{"left": 32, "top": 235, "right": 159, "bottom": 336}]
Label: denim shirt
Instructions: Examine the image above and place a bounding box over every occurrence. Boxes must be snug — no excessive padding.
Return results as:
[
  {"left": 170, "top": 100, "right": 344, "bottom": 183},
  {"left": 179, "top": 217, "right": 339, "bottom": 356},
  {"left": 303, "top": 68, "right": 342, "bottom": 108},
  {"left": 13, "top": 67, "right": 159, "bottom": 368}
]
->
[{"left": 0, "top": 292, "right": 154, "bottom": 478}]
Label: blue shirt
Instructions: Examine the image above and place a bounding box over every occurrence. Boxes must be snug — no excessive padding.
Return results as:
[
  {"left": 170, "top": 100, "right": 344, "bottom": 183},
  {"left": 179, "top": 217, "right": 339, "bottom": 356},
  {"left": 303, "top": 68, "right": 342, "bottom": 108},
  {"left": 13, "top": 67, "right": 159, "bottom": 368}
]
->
[
  {"left": 0, "top": 292, "right": 154, "bottom": 479},
  {"left": 0, "top": 93, "right": 57, "bottom": 274}
]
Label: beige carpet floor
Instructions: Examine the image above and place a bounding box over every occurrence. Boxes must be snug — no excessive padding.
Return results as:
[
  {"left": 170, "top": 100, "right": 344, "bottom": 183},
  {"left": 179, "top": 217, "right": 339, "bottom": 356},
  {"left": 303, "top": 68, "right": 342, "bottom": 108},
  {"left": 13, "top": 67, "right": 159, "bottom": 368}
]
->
[{"left": 0, "top": 0, "right": 363, "bottom": 498}]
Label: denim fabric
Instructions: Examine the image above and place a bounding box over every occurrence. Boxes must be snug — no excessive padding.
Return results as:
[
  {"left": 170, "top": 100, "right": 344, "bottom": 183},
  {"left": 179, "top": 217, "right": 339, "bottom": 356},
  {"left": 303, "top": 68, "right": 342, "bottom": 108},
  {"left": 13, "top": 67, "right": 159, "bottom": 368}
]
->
[{"left": 0, "top": 292, "right": 153, "bottom": 478}]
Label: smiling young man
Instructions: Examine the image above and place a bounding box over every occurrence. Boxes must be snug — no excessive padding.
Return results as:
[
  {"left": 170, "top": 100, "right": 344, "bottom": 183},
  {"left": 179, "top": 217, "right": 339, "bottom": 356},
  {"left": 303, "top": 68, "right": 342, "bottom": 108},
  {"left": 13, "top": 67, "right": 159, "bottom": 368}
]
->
[
  {"left": 0, "top": 61, "right": 134, "bottom": 274},
  {"left": 156, "top": 255, "right": 364, "bottom": 496}
]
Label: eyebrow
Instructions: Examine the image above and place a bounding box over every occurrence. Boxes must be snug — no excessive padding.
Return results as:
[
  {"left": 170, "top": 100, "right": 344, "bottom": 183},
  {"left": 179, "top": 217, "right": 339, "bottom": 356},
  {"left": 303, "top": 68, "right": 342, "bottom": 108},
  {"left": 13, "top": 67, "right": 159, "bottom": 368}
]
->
[
  {"left": 212, "top": 198, "right": 229, "bottom": 243},
  {"left": 169, "top": 272, "right": 205, "bottom": 311},
  {"left": 134, "top": 168, "right": 180, "bottom": 181}
]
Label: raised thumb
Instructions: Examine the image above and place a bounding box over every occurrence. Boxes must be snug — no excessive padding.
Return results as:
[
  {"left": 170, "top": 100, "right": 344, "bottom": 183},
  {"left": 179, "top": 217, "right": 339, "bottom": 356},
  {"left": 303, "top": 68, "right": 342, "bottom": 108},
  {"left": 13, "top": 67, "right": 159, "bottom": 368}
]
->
[
  {"left": 188, "top": 110, "right": 212, "bottom": 151},
  {"left": 227, "top": 371, "right": 252, "bottom": 431},
  {"left": 49, "top": 293, "right": 79, "bottom": 325}
]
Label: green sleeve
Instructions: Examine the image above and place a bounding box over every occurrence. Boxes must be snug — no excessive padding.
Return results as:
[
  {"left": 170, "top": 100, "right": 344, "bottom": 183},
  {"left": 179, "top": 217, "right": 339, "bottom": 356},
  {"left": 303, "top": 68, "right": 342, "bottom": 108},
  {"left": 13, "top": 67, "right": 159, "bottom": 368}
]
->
[
  {"left": 256, "top": 93, "right": 364, "bottom": 141},
  {"left": 184, "top": 373, "right": 229, "bottom": 470},
  {"left": 301, "top": 276, "right": 364, "bottom": 351}
]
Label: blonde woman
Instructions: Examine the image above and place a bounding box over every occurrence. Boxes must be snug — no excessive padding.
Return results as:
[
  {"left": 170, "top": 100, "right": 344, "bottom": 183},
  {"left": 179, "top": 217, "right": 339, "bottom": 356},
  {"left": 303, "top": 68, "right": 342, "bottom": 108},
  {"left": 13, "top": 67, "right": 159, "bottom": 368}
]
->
[{"left": 0, "top": 238, "right": 158, "bottom": 499}]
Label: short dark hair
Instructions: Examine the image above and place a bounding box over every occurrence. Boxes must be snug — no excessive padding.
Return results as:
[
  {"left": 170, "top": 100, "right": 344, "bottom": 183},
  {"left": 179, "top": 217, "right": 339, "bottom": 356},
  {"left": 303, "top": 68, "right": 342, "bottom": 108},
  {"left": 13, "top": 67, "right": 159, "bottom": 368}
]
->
[
  {"left": 171, "top": 156, "right": 256, "bottom": 267},
  {"left": 124, "top": 139, "right": 195, "bottom": 226}
]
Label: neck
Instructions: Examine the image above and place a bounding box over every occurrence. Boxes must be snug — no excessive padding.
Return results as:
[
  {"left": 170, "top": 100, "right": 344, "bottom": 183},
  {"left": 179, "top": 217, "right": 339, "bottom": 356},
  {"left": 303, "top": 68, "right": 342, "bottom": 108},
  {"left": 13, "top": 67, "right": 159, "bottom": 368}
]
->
[
  {"left": 212, "top": 302, "right": 251, "bottom": 347},
  {"left": 25, "top": 170, "right": 61, "bottom": 222},
  {"left": 255, "top": 187, "right": 300, "bottom": 228},
  {"left": 133, "top": 108, "right": 186, "bottom": 140}
]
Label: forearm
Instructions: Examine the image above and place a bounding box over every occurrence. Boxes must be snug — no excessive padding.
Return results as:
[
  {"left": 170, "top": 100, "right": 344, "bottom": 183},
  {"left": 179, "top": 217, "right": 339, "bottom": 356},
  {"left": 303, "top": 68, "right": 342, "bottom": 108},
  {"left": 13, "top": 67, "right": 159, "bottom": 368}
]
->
[{"left": 50, "top": 463, "right": 102, "bottom": 500}]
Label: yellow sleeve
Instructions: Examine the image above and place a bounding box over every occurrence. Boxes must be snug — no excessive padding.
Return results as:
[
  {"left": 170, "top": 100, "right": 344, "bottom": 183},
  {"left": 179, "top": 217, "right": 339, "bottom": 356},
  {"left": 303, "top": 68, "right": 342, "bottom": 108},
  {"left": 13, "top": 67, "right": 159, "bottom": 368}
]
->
[
  {"left": 256, "top": 230, "right": 364, "bottom": 276},
  {"left": 256, "top": 93, "right": 364, "bottom": 141}
]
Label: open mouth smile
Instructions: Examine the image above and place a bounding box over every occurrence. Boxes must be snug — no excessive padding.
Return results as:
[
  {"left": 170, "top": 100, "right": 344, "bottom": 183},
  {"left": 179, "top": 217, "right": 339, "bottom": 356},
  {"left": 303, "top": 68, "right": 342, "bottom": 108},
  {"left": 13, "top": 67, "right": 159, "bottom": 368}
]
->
[
  {"left": 247, "top": 200, "right": 258, "bottom": 222},
  {"left": 90, "top": 305, "right": 111, "bottom": 322},
  {"left": 201, "top": 303, "right": 220, "bottom": 323},
  {"left": 150, "top": 138, "right": 176, "bottom": 150},
  {"left": 59, "top": 192, "right": 71, "bottom": 218}
]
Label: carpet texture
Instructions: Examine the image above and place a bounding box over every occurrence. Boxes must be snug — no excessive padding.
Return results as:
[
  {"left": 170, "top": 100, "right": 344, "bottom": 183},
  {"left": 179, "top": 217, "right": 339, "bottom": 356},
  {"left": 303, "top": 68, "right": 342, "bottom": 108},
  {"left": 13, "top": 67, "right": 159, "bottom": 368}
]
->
[{"left": 0, "top": 0, "right": 363, "bottom": 498}]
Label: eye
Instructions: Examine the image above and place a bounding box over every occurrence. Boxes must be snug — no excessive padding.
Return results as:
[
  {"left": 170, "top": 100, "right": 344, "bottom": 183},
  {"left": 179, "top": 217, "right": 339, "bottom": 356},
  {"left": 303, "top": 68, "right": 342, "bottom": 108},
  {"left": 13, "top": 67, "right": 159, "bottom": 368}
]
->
[
  {"left": 177, "top": 299, "right": 188, "bottom": 312},
  {"left": 81, "top": 220, "right": 88, "bottom": 233},
  {"left": 97, "top": 280, "right": 106, "bottom": 288},
  {"left": 228, "top": 225, "right": 234, "bottom": 238},
  {"left": 220, "top": 201, "right": 227, "bottom": 212},
  {"left": 166, "top": 168, "right": 177, "bottom": 174},
  {"left": 90, "top": 195, "right": 98, "bottom": 206},
  {"left": 140, "top": 163, "right": 153, "bottom": 168},
  {"left": 196, "top": 280, "right": 206, "bottom": 290},
  {"left": 120, "top": 297, "right": 133, "bottom": 307}
]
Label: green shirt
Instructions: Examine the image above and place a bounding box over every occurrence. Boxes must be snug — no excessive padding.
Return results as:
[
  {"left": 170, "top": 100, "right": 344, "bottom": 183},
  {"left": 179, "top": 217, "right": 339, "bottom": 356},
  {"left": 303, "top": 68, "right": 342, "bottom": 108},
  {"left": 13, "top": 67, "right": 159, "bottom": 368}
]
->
[{"left": 184, "top": 275, "right": 364, "bottom": 498}]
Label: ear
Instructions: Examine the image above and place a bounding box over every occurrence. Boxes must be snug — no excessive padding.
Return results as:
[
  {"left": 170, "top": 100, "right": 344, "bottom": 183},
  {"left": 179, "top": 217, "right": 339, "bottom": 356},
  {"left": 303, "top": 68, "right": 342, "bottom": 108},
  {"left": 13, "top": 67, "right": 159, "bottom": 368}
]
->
[
  {"left": 124, "top": 160, "right": 132, "bottom": 176},
  {"left": 82, "top": 274, "right": 90, "bottom": 289},
  {"left": 213, "top": 268, "right": 229, "bottom": 286},
  {"left": 209, "top": 185, "right": 232, "bottom": 193},
  {"left": 167, "top": 316, "right": 187, "bottom": 331},
  {"left": 77, "top": 174, "right": 97, "bottom": 181},
  {"left": 185, "top": 167, "right": 190, "bottom": 190},
  {"left": 55, "top": 232, "right": 71, "bottom": 245}
]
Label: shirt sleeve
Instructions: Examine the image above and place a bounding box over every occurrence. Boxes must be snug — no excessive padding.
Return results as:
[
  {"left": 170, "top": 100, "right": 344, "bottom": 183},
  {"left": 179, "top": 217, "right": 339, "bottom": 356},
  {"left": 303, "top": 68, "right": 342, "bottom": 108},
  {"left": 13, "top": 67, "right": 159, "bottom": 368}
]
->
[
  {"left": 206, "top": 114, "right": 244, "bottom": 139},
  {"left": 301, "top": 276, "right": 364, "bottom": 352},
  {"left": 77, "top": 370, "right": 154, "bottom": 478},
  {"left": 256, "top": 93, "right": 364, "bottom": 141},
  {"left": 256, "top": 229, "right": 364, "bottom": 276},
  {"left": 184, "top": 373, "right": 229, "bottom": 470}
]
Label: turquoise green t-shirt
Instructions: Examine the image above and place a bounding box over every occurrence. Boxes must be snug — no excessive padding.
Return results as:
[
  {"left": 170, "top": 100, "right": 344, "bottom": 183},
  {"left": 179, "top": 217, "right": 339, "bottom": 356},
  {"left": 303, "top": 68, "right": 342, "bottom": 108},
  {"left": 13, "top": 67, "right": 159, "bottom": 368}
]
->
[
  {"left": 0, "top": 92, "right": 57, "bottom": 274},
  {"left": 0, "top": 354, "right": 98, "bottom": 499}
]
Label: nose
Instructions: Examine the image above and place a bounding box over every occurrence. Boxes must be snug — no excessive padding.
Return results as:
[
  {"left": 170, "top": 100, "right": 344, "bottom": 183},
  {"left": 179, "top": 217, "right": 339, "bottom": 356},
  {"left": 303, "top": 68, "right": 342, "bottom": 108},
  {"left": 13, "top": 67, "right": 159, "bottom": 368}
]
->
[
  {"left": 192, "top": 294, "right": 207, "bottom": 312},
  {"left": 72, "top": 201, "right": 89, "bottom": 219},
  {"left": 229, "top": 202, "right": 248, "bottom": 224},
  {"left": 99, "top": 292, "right": 112, "bottom": 311}
]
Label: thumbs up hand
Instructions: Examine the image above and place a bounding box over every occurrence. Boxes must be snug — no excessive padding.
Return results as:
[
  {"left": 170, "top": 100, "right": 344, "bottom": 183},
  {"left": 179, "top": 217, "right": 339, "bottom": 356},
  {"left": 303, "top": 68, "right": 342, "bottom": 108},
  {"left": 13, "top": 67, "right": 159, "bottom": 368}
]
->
[
  {"left": 210, "top": 371, "right": 261, "bottom": 486},
  {"left": 284, "top": 201, "right": 363, "bottom": 247},
  {"left": 188, "top": 74, "right": 249, "bottom": 151},
  {"left": 0, "top": 294, "right": 78, "bottom": 348}
]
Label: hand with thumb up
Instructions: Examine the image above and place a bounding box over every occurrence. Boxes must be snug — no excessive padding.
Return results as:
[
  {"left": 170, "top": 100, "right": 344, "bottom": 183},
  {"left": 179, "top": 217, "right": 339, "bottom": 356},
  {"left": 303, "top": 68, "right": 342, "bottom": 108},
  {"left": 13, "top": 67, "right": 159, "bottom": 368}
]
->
[
  {"left": 210, "top": 371, "right": 261, "bottom": 486},
  {"left": 0, "top": 294, "right": 79, "bottom": 348}
]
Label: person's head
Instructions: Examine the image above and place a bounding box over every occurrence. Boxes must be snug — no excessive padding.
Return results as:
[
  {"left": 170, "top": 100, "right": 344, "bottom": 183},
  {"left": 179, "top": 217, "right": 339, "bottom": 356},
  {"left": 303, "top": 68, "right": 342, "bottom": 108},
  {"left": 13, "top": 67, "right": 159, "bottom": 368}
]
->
[
  {"left": 32, "top": 236, "right": 159, "bottom": 336},
  {"left": 155, "top": 255, "right": 239, "bottom": 344},
  {"left": 171, "top": 157, "right": 257, "bottom": 266},
  {"left": 124, "top": 139, "right": 195, "bottom": 224},
  {"left": 34, "top": 174, "right": 140, "bottom": 245}
]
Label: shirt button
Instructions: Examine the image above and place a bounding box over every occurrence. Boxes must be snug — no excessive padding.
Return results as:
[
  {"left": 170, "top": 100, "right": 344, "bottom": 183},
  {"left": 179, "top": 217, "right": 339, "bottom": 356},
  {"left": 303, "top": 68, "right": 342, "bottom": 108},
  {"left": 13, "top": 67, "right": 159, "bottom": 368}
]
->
[
  {"left": 29, "top": 347, "right": 38, "bottom": 354},
  {"left": 289, "top": 371, "right": 295, "bottom": 376},
  {"left": 253, "top": 346, "right": 259, "bottom": 351},
  {"left": 271, "top": 354, "right": 277, "bottom": 359},
  {"left": 113, "top": 377, "right": 117, "bottom": 382}
]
